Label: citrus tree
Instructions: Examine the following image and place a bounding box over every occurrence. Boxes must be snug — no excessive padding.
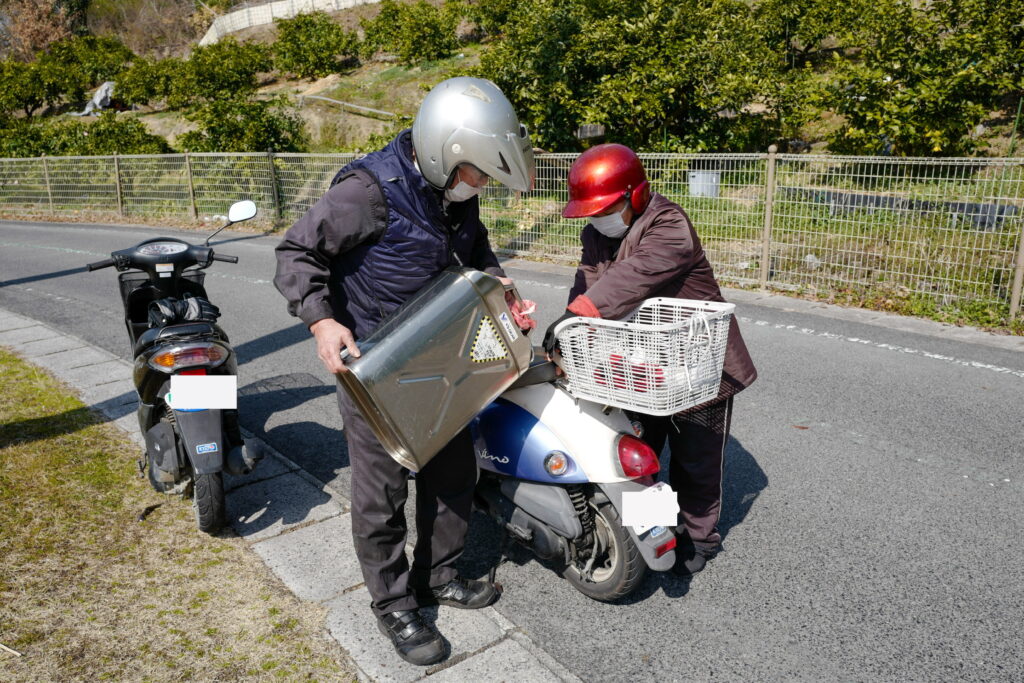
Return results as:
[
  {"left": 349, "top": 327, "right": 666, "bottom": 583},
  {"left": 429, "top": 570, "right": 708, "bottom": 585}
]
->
[{"left": 274, "top": 11, "right": 358, "bottom": 79}]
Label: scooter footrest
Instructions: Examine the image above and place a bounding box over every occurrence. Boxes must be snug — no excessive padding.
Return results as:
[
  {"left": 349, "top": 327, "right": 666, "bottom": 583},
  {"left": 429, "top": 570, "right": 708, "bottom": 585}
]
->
[{"left": 504, "top": 523, "right": 533, "bottom": 543}]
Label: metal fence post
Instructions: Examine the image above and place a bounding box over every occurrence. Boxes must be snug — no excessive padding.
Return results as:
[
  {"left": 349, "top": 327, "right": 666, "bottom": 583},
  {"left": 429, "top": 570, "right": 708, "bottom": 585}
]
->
[
  {"left": 1010, "top": 223, "right": 1024, "bottom": 321},
  {"left": 758, "top": 144, "right": 778, "bottom": 289},
  {"left": 185, "top": 152, "right": 198, "bottom": 220},
  {"left": 41, "top": 155, "right": 54, "bottom": 213},
  {"left": 267, "top": 150, "right": 282, "bottom": 222},
  {"left": 113, "top": 154, "right": 124, "bottom": 217}
]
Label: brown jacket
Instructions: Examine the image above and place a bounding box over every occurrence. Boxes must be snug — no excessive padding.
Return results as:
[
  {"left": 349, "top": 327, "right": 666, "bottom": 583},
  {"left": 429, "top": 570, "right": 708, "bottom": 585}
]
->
[{"left": 566, "top": 192, "right": 757, "bottom": 396}]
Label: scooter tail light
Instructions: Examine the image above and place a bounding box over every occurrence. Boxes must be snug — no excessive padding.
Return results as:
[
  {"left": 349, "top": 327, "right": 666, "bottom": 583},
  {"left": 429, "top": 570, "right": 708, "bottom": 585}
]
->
[
  {"left": 149, "top": 343, "right": 228, "bottom": 372},
  {"left": 616, "top": 434, "right": 660, "bottom": 478}
]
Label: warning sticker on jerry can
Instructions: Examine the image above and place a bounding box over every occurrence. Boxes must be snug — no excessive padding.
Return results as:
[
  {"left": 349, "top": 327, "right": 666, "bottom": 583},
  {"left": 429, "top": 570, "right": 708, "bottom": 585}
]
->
[{"left": 470, "top": 316, "right": 509, "bottom": 363}]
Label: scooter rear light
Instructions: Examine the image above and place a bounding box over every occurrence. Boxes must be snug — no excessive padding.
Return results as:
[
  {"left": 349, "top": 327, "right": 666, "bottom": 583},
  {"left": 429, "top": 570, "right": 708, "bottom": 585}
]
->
[
  {"left": 179, "top": 368, "right": 207, "bottom": 376},
  {"left": 655, "top": 535, "right": 677, "bottom": 558},
  {"left": 616, "top": 434, "right": 660, "bottom": 477},
  {"left": 149, "top": 343, "right": 228, "bottom": 372}
]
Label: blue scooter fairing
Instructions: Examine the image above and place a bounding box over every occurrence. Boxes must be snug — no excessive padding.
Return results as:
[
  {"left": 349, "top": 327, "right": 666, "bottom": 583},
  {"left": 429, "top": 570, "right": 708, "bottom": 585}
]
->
[{"left": 471, "top": 398, "right": 589, "bottom": 484}]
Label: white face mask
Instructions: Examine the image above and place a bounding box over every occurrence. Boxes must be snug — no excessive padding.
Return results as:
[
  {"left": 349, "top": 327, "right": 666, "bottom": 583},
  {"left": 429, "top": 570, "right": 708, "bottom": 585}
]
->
[
  {"left": 445, "top": 180, "right": 483, "bottom": 203},
  {"left": 590, "top": 209, "right": 630, "bottom": 238}
]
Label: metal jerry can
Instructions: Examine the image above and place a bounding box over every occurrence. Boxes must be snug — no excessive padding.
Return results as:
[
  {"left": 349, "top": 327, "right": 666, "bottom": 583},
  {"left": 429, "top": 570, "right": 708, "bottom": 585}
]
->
[{"left": 337, "top": 267, "right": 533, "bottom": 472}]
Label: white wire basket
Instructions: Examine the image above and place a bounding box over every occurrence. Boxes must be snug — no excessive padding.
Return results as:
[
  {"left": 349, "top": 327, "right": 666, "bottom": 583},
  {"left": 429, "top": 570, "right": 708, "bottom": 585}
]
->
[{"left": 554, "top": 298, "right": 735, "bottom": 416}]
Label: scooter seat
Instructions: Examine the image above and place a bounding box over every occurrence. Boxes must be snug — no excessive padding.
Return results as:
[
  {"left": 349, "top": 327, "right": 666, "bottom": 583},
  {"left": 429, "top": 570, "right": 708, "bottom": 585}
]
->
[
  {"left": 508, "top": 356, "right": 559, "bottom": 389},
  {"left": 134, "top": 322, "right": 217, "bottom": 355}
]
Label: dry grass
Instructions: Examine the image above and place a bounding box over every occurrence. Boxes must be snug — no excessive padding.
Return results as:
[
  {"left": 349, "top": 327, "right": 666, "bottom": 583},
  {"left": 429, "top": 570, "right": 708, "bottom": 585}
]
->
[{"left": 0, "top": 348, "right": 353, "bottom": 681}]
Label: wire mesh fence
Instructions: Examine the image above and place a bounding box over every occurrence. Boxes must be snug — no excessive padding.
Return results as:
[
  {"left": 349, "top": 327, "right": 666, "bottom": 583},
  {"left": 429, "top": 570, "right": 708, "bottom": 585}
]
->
[{"left": 1, "top": 150, "right": 1022, "bottom": 318}]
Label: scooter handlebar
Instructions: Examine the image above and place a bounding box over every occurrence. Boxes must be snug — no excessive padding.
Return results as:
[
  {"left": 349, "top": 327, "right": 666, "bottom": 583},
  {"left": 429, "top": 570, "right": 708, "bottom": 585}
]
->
[
  {"left": 86, "top": 258, "right": 115, "bottom": 272},
  {"left": 210, "top": 253, "right": 238, "bottom": 264}
]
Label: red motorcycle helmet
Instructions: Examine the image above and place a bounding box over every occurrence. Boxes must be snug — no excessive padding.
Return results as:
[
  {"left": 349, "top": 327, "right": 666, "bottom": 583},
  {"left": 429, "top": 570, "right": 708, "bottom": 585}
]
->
[{"left": 562, "top": 143, "right": 651, "bottom": 218}]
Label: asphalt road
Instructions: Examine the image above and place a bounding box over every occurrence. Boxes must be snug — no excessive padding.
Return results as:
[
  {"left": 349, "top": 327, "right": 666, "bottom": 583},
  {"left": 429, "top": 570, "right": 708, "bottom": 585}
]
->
[{"left": 2, "top": 219, "right": 1023, "bottom": 681}]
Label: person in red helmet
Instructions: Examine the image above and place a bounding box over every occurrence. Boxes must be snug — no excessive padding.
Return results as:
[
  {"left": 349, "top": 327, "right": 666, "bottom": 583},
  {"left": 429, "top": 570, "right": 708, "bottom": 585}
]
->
[{"left": 543, "top": 143, "right": 758, "bottom": 576}]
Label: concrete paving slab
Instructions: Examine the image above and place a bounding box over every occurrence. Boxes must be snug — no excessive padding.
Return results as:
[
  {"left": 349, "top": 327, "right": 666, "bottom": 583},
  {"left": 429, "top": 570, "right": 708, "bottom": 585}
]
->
[
  {"left": 0, "top": 312, "right": 33, "bottom": 331},
  {"left": 87, "top": 389, "right": 138, "bottom": 423},
  {"left": 431, "top": 637, "right": 565, "bottom": 682},
  {"left": 0, "top": 324, "right": 61, "bottom": 346},
  {"left": 227, "top": 472, "right": 342, "bottom": 543},
  {"left": 113, "top": 414, "right": 145, "bottom": 448},
  {"left": 324, "top": 588, "right": 510, "bottom": 683},
  {"left": 224, "top": 451, "right": 293, "bottom": 492},
  {"left": 80, "top": 377, "right": 135, "bottom": 405},
  {"left": 12, "top": 334, "right": 89, "bottom": 359},
  {"left": 31, "top": 346, "right": 116, "bottom": 373},
  {"left": 63, "top": 359, "right": 131, "bottom": 388},
  {"left": 252, "top": 514, "right": 364, "bottom": 603}
]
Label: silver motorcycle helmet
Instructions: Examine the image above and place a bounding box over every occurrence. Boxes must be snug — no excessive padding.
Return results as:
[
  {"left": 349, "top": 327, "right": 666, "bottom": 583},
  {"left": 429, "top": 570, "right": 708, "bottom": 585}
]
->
[{"left": 412, "top": 77, "right": 535, "bottom": 193}]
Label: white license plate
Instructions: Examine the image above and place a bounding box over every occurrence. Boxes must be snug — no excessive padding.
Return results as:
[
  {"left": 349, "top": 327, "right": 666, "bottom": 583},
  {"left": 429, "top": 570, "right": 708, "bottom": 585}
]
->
[
  {"left": 168, "top": 375, "right": 237, "bottom": 410},
  {"left": 621, "top": 481, "right": 679, "bottom": 534}
]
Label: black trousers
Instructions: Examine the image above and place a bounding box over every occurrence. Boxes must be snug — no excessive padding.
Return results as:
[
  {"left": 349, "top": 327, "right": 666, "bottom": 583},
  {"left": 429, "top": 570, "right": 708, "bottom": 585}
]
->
[
  {"left": 337, "top": 385, "right": 477, "bottom": 616},
  {"left": 638, "top": 397, "right": 734, "bottom": 546}
]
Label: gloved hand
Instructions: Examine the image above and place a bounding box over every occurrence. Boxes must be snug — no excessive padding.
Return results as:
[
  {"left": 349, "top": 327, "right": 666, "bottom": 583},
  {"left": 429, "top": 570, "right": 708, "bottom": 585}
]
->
[
  {"left": 148, "top": 293, "right": 221, "bottom": 327},
  {"left": 542, "top": 310, "right": 576, "bottom": 354}
]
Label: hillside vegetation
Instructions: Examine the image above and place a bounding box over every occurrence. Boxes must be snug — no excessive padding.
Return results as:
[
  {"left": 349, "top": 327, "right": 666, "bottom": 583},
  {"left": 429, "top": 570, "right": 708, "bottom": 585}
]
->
[{"left": 0, "top": 0, "right": 1020, "bottom": 157}]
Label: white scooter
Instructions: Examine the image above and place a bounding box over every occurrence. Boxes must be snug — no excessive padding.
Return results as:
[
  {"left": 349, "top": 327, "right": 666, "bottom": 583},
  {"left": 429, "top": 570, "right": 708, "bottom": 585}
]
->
[{"left": 470, "top": 353, "right": 678, "bottom": 601}]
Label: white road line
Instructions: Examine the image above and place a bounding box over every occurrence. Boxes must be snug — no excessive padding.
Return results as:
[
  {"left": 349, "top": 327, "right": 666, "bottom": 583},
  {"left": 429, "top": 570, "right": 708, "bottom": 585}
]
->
[
  {"left": 738, "top": 316, "right": 1024, "bottom": 379},
  {"left": 0, "top": 240, "right": 106, "bottom": 257},
  {"left": 205, "top": 272, "right": 273, "bottom": 286},
  {"left": 509, "top": 278, "right": 567, "bottom": 290}
]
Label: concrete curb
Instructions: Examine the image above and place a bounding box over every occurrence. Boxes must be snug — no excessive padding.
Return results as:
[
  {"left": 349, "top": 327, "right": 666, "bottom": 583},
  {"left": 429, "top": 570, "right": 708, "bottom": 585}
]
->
[{"left": 0, "top": 306, "right": 580, "bottom": 682}]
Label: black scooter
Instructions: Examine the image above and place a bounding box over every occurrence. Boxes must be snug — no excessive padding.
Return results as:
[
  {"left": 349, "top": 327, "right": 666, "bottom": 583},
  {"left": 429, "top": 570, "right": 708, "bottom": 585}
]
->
[{"left": 86, "top": 200, "right": 262, "bottom": 533}]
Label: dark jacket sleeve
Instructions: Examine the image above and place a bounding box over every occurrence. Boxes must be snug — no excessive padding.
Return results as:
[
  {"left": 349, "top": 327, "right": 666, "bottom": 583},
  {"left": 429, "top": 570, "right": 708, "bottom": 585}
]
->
[
  {"left": 273, "top": 173, "right": 386, "bottom": 328},
  {"left": 580, "top": 209, "right": 697, "bottom": 320},
  {"left": 567, "top": 228, "right": 599, "bottom": 306}
]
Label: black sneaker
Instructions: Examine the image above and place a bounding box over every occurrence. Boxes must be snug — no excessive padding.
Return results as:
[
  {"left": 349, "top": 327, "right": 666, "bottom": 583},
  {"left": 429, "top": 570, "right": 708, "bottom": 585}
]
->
[
  {"left": 672, "top": 536, "right": 722, "bottom": 576},
  {"left": 377, "top": 609, "right": 445, "bottom": 666},
  {"left": 421, "top": 576, "right": 499, "bottom": 610}
]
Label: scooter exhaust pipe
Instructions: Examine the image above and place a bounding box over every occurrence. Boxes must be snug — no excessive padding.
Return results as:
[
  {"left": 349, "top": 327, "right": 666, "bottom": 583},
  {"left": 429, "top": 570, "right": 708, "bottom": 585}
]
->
[{"left": 223, "top": 440, "right": 265, "bottom": 477}]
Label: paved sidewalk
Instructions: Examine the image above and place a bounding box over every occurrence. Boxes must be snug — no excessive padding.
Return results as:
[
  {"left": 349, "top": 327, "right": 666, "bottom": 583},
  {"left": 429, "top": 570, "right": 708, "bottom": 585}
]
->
[{"left": 0, "top": 306, "right": 581, "bottom": 683}]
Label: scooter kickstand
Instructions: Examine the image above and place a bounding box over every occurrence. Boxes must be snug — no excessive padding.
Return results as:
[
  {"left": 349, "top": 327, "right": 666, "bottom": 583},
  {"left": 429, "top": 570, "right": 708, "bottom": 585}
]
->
[{"left": 488, "top": 527, "right": 512, "bottom": 586}]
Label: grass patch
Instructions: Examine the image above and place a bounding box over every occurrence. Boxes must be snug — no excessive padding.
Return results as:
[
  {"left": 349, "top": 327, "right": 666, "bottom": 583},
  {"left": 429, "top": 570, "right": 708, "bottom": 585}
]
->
[{"left": 0, "top": 348, "right": 352, "bottom": 680}]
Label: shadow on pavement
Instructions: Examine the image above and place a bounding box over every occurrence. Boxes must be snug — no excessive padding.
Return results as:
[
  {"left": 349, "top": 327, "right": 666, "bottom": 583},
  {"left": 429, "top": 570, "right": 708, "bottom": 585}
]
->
[
  {"left": 719, "top": 437, "right": 768, "bottom": 539},
  {"left": 233, "top": 322, "right": 311, "bottom": 365},
  {"left": 1, "top": 266, "right": 87, "bottom": 288},
  {"left": 227, "top": 469, "right": 339, "bottom": 540},
  {"left": 238, "top": 373, "right": 349, "bottom": 485}
]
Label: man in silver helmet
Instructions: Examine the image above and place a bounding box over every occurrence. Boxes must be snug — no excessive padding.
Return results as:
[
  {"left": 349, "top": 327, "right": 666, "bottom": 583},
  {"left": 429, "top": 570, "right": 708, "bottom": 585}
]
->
[{"left": 273, "top": 77, "right": 534, "bottom": 666}]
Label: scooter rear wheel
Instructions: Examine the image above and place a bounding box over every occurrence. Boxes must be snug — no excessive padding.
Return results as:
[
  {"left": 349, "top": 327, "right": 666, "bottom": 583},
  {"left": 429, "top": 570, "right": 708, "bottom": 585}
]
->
[
  {"left": 562, "top": 496, "right": 646, "bottom": 601},
  {"left": 193, "top": 472, "right": 226, "bottom": 534}
]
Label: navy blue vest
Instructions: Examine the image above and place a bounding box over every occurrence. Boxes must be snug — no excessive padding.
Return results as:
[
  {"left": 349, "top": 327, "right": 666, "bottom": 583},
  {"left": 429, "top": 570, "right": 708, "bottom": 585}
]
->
[{"left": 328, "top": 131, "right": 483, "bottom": 339}]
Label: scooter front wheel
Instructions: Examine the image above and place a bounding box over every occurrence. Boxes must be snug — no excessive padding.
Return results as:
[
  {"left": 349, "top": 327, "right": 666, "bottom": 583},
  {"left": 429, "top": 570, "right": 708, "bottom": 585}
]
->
[
  {"left": 192, "top": 472, "right": 226, "bottom": 534},
  {"left": 562, "top": 496, "right": 646, "bottom": 601}
]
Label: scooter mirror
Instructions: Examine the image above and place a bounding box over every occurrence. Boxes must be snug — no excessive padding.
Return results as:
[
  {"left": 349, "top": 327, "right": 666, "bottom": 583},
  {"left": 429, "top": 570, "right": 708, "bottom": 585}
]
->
[{"left": 228, "top": 200, "right": 257, "bottom": 223}]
